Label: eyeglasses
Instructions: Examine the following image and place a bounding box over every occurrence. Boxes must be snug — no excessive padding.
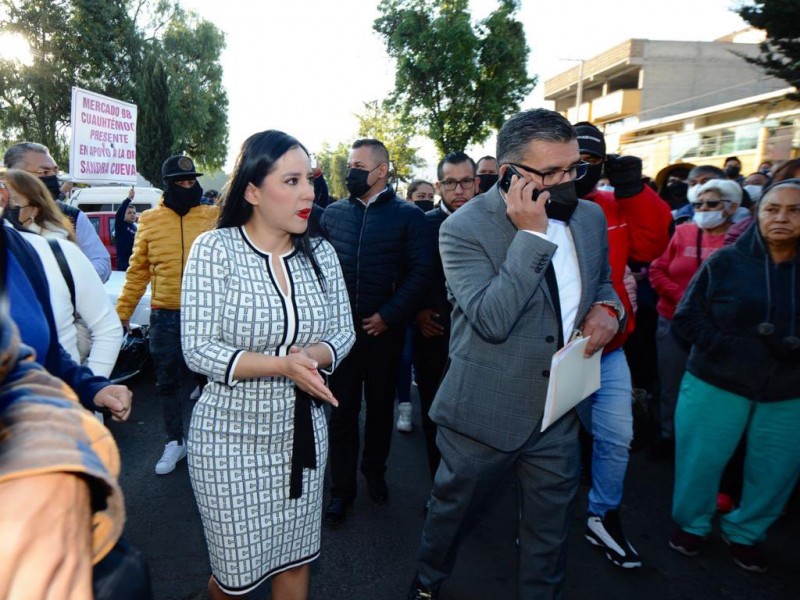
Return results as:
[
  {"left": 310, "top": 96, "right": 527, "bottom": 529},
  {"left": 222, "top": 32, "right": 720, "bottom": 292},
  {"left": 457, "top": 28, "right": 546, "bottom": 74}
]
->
[
  {"left": 504, "top": 161, "right": 589, "bottom": 187},
  {"left": 440, "top": 177, "right": 476, "bottom": 191},
  {"left": 690, "top": 199, "right": 724, "bottom": 210}
]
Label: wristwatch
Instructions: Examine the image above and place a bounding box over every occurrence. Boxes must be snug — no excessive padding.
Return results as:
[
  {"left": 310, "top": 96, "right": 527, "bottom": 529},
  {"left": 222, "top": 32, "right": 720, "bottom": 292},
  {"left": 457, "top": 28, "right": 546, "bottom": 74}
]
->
[{"left": 591, "top": 300, "right": 626, "bottom": 324}]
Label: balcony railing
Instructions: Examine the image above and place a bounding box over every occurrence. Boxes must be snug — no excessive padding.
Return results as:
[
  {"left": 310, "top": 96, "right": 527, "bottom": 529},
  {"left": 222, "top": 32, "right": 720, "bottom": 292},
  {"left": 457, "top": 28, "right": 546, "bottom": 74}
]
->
[{"left": 591, "top": 89, "right": 642, "bottom": 121}]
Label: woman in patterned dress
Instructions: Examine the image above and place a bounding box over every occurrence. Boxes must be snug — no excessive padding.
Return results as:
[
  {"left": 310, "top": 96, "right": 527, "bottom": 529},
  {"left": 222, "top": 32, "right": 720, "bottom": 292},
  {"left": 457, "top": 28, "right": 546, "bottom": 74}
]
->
[{"left": 181, "top": 130, "right": 354, "bottom": 599}]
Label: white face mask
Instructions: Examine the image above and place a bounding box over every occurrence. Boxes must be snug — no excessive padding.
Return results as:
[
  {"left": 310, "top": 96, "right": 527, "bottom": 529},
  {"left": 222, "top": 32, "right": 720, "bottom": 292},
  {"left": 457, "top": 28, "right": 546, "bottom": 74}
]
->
[
  {"left": 687, "top": 184, "right": 700, "bottom": 204},
  {"left": 693, "top": 209, "right": 728, "bottom": 230},
  {"left": 744, "top": 184, "right": 763, "bottom": 202}
]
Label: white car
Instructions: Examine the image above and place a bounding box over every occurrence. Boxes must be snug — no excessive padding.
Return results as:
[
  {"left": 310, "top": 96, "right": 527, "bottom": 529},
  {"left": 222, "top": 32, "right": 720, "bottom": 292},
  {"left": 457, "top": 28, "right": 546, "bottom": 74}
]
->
[
  {"left": 104, "top": 270, "right": 151, "bottom": 325},
  {"left": 67, "top": 185, "right": 163, "bottom": 214}
]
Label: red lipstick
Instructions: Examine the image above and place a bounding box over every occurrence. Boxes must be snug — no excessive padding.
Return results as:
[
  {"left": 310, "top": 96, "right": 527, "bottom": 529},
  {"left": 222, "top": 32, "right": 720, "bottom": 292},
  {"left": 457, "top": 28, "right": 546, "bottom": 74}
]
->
[{"left": 297, "top": 208, "right": 311, "bottom": 220}]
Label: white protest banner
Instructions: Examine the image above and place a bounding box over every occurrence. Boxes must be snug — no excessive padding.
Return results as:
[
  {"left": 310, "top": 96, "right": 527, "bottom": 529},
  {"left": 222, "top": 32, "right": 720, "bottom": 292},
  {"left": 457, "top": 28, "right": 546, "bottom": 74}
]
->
[{"left": 70, "top": 87, "right": 138, "bottom": 184}]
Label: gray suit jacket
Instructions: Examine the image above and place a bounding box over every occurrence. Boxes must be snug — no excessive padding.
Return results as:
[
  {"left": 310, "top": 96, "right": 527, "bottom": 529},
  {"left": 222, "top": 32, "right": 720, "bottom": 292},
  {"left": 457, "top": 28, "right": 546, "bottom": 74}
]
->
[{"left": 429, "top": 186, "right": 618, "bottom": 452}]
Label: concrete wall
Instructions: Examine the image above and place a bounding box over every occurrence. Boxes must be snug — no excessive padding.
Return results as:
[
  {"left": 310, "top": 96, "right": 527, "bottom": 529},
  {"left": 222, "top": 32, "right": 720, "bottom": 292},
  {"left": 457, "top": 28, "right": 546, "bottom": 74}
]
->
[{"left": 638, "top": 40, "right": 786, "bottom": 121}]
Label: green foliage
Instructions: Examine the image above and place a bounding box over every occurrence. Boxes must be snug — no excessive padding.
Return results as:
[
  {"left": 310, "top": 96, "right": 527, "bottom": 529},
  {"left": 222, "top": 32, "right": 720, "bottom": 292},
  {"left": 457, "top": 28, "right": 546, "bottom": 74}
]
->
[
  {"left": 374, "top": 0, "right": 535, "bottom": 155},
  {"left": 159, "top": 9, "right": 228, "bottom": 171},
  {"left": 0, "top": 0, "right": 228, "bottom": 180},
  {"left": 135, "top": 52, "right": 172, "bottom": 186},
  {"left": 316, "top": 142, "right": 350, "bottom": 200},
  {"left": 356, "top": 100, "right": 424, "bottom": 183},
  {"left": 735, "top": 1, "right": 800, "bottom": 99}
]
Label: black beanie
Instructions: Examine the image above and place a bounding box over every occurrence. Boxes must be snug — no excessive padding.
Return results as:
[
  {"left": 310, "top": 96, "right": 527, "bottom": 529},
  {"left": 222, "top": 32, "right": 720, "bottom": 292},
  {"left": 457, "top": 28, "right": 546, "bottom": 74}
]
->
[{"left": 574, "top": 123, "right": 606, "bottom": 158}]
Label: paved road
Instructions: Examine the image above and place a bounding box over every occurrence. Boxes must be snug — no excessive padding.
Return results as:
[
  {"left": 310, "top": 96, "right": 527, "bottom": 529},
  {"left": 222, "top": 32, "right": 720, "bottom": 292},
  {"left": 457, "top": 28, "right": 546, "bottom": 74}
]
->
[{"left": 108, "top": 370, "right": 800, "bottom": 599}]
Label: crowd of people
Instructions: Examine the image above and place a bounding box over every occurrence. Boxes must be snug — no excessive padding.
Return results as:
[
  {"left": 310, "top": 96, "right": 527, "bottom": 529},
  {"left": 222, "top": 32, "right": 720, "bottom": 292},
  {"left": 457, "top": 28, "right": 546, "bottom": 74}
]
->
[{"left": 1, "top": 106, "right": 798, "bottom": 600}]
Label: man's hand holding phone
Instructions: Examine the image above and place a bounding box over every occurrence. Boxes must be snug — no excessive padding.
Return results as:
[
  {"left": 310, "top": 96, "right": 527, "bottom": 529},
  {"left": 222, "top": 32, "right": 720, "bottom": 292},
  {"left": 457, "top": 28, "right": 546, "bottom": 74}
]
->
[{"left": 502, "top": 167, "right": 549, "bottom": 233}]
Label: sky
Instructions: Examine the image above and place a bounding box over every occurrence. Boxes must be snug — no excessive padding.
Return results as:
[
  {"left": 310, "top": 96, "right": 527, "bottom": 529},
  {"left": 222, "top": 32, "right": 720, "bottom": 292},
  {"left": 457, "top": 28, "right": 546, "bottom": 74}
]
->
[{"left": 180, "top": 0, "right": 749, "bottom": 177}]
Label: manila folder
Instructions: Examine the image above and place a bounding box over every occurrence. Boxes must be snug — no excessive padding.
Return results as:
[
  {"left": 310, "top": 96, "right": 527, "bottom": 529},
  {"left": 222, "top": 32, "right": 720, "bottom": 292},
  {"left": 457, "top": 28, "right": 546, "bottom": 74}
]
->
[{"left": 541, "top": 337, "right": 601, "bottom": 432}]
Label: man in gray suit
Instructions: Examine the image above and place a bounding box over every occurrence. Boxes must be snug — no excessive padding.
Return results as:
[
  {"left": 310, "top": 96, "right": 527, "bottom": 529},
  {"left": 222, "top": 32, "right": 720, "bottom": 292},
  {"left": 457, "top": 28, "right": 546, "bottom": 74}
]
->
[{"left": 408, "top": 108, "right": 623, "bottom": 600}]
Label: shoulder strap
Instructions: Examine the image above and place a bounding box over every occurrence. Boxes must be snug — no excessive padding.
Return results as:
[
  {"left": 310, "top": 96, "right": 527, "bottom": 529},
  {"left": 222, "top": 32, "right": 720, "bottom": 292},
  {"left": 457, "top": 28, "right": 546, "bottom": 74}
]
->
[{"left": 47, "top": 239, "right": 76, "bottom": 310}]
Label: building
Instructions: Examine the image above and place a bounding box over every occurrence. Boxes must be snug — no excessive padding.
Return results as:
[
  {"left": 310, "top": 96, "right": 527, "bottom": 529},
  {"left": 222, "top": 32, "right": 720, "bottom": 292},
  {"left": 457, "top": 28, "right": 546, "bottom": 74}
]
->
[{"left": 543, "top": 31, "right": 799, "bottom": 176}]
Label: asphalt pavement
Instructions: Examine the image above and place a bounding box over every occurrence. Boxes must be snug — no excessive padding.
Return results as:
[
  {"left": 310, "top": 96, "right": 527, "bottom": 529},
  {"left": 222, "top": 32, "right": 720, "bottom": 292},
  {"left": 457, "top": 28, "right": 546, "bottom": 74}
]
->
[{"left": 108, "top": 368, "right": 800, "bottom": 600}]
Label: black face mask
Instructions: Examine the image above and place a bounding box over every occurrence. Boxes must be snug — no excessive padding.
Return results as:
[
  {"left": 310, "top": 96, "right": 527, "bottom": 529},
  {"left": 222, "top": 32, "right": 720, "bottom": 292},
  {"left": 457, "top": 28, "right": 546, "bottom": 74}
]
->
[
  {"left": 5, "top": 205, "right": 24, "bottom": 229},
  {"left": 40, "top": 175, "right": 61, "bottom": 200},
  {"left": 544, "top": 180, "right": 579, "bottom": 222},
  {"left": 414, "top": 200, "right": 434, "bottom": 212},
  {"left": 574, "top": 162, "right": 603, "bottom": 199},
  {"left": 164, "top": 181, "right": 203, "bottom": 216},
  {"left": 725, "top": 165, "right": 741, "bottom": 178},
  {"left": 345, "top": 167, "right": 375, "bottom": 199},
  {"left": 478, "top": 173, "right": 499, "bottom": 193},
  {"left": 664, "top": 180, "right": 689, "bottom": 210}
]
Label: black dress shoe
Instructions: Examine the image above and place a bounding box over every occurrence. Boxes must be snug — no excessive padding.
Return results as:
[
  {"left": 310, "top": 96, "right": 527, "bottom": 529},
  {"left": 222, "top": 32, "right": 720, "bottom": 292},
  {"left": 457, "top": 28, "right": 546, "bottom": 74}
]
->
[
  {"left": 366, "top": 476, "right": 388, "bottom": 504},
  {"left": 407, "top": 576, "right": 437, "bottom": 599},
  {"left": 324, "top": 497, "right": 349, "bottom": 527}
]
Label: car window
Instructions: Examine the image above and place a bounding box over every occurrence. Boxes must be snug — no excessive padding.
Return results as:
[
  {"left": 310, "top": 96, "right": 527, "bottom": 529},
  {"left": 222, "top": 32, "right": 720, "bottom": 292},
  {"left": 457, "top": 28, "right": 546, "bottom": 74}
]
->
[
  {"left": 109, "top": 217, "right": 116, "bottom": 244},
  {"left": 88, "top": 216, "right": 100, "bottom": 235}
]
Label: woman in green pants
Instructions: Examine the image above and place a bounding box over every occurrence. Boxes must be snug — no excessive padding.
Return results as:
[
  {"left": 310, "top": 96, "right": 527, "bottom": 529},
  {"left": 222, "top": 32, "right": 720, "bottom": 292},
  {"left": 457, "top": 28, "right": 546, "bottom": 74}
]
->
[{"left": 669, "top": 179, "right": 800, "bottom": 574}]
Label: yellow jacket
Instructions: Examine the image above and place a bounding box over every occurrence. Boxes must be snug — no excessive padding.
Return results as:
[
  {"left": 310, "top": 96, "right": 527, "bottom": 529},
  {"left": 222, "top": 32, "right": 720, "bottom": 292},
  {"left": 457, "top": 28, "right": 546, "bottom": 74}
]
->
[{"left": 116, "top": 200, "right": 218, "bottom": 319}]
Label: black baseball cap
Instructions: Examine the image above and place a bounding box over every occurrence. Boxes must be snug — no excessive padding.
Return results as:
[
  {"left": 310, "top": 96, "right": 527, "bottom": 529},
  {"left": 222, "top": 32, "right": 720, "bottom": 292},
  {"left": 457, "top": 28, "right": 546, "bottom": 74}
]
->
[{"left": 162, "top": 155, "right": 203, "bottom": 182}]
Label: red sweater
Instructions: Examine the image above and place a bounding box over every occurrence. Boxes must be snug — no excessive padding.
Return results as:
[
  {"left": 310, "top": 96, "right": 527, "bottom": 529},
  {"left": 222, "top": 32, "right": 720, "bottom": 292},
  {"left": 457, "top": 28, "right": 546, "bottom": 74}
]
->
[
  {"left": 649, "top": 222, "right": 727, "bottom": 319},
  {"left": 586, "top": 187, "right": 672, "bottom": 351}
]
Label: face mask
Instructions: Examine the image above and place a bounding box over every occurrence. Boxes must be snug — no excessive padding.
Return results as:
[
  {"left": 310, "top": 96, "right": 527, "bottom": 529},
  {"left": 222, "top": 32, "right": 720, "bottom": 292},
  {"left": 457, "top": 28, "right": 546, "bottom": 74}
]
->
[
  {"left": 5, "top": 205, "right": 24, "bottom": 229},
  {"left": 414, "top": 200, "right": 434, "bottom": 212},
  {"left": 574, "top": 162, "right": 603, "bottom": 199},
  {"left": 693, "top": 209, "right": 727, "bottom": 230},
  {"left": 164, "top": 181, "right": 203, "bottom": 216},
  {"left": 744, "top": 184, "right": 763, "bottom": 202},
  {"left": 39, "top": 175, "right": 61, "bottom": 200},
  {"left": 687, "top": 184, "right": 700, "bottom": 205},
  {"left": 346, "top": 167, "right": 378, "bottom": 199},
  {"left": 724, "top": 165, "right": 741, "bottom": 178},
  {"left": 544, "top": 180, "right": 579, "bottom": 222},
  {"left": 477, "top": 173, "right": 499, "bottom": 193},
  {"left": 663, "top": 181, "right": 689, "bottom": 210}
]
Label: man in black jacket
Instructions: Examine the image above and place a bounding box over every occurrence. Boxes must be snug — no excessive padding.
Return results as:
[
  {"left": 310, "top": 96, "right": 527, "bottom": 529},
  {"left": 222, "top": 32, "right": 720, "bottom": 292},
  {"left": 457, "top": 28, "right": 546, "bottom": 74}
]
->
[
  {"left": 414, "top": 151, "right": 478, "bottom": 478},
  {"left": 321, "top": 139, "right": 431, "bottom": 525},
  {"left": 114, "top": 188, "right": 137, "bottom": 271}
]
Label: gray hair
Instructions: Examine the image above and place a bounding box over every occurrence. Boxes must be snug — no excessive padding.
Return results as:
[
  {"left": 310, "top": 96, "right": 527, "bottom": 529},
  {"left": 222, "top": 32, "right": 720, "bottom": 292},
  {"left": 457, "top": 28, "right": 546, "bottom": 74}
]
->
[
  {"left": 688, "top": 165, "right": 725, "bottom": 182},
  {"left": 762, "top": 178, "right": 800, "bottom": 201},
  {"left": 3, "top": 142, "right": 50, "bottom": 168},
  {"left": 697, "top": 178, "right": 743, "bottom": 206},
  {"left": 496, "top": 109, "right": 576, "bottom": 164}
]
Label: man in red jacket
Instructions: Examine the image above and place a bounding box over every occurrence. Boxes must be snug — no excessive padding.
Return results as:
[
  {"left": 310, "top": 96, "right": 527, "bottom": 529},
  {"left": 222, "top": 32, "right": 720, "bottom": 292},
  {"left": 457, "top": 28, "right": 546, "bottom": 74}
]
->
[{"left": 573, "top": 123, "right": 672, "bottom": 568}]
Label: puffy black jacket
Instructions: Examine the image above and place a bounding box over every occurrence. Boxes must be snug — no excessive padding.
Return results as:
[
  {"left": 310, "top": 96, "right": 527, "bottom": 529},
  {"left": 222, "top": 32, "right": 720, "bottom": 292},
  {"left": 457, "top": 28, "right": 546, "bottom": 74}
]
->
[
  {"left": 320, "top": 187, "right": 432, "bottom": 326},
  {"left": 419, "top": 205, "right": 452, "bottom": 333},
  {"left": 673, "top": 223, "right": 800, "bottom": 401}
]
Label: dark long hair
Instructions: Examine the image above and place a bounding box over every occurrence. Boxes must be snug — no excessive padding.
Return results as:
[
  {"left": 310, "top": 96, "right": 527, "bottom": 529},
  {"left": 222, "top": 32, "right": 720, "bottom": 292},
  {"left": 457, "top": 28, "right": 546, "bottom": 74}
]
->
[{"left": 218, "top": 130, "right": 326, "bottom": 289}]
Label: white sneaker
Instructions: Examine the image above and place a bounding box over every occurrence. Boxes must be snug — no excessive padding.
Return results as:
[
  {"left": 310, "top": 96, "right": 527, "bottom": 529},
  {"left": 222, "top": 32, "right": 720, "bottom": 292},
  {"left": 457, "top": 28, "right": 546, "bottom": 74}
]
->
[
  {"left": 155, "top": 440, "right": 187, "bottom": 475},
  {"left": 396, "top": 402, "right": 413, "bottom": 433}
]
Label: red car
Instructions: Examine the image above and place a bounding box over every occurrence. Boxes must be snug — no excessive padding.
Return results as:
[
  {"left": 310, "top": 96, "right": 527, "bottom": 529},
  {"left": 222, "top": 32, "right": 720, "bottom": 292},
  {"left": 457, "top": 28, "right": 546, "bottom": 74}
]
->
[{"left": 86, "top": 211, "right": 118, "bottom": 270}]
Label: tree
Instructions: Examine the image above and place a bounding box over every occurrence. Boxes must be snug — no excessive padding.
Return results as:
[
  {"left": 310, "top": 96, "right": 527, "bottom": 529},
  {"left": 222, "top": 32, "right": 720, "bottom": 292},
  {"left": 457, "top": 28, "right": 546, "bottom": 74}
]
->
[
  {"left": 356, "top": 100, "right": 424, "bottom": 183},
  {"left": 157, "top": 9, "right": 228, "bottom": 171},
  {"left": 735, "top": 1, "right": 800, "bottom": 98},
  {"left": 374, "top": 0, "right": 534, "bottom": 155},
  {"left": 135, "top": 52, "right": 173, "bottom": 186},
  {"left": 316, "top": 141, "right": 350, "bottom": 200},
  {"left": 0, "top": 0, "right": 139, "bottom": 165},
  {"left": 0, "top": 0, "right": 228, "bottom": 179}
]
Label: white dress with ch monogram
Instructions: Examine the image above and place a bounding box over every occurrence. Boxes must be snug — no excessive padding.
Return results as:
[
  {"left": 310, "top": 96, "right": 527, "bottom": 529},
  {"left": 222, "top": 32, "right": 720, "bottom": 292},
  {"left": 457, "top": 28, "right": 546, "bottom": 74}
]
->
[{"left": 181, "top": 226, "right": 354, "bottom": 594}]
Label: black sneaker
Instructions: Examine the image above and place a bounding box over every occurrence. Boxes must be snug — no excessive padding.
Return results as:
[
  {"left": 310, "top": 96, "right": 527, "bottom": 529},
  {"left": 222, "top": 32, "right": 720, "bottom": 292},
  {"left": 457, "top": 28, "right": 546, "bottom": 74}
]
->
[
  {"left": 324, "top": 497, "right": 350, "bottom": 527},
  {"left": 723, "top": 535, "right": 768, "bottom": 573},
  {"left": 407, "top": 576, "right": 437, "bottom": 600},
  {"left": 585, "top": 510, "right": 642, "bottom": 568},
  {"left": 668, "top": 527, "right": 705, "bottom": 556}
]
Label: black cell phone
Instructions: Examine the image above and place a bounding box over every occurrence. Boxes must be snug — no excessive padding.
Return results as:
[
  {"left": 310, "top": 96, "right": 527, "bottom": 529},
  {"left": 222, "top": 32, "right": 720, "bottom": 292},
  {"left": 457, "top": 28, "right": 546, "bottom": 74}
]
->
[{"left": 500, "top": 165, "right": 542, "bottom": 200}]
